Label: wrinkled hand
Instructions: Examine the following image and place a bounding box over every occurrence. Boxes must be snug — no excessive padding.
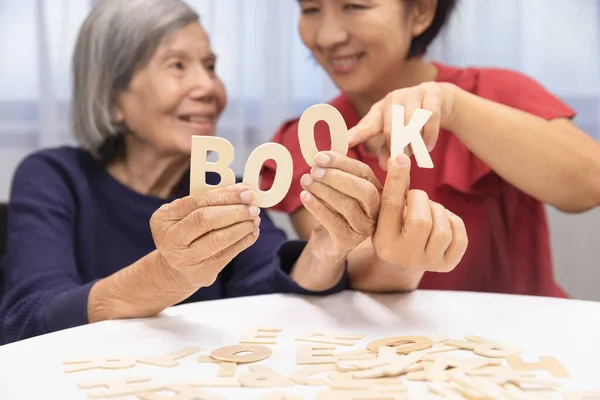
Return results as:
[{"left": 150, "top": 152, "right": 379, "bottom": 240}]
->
[
  {"left": 374, "top": 153, "right": 468, "bottom": 272},
  {"left": 348, "top": 82, "right": 457, "bottom": 171},
  {"left": 300, "top": 151, "right": 382, "bottom": 263},
  {"left": 150, "top": 184, "right": 260, "bottom": 287}
]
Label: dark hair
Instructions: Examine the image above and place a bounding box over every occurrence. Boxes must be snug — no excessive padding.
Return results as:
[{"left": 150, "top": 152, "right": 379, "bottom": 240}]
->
[{"left": 407, "top": 0, "right": 459, "bottom": 59}]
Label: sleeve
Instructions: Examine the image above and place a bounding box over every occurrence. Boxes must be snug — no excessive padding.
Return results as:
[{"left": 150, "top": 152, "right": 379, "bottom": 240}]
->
[
  {"left": 442, "top": 69, "right": 577, "bottom": 195},
  {"left": 222, "top": 211, "right": 349, "bottom": 298},
  {"left": 0, "top": 153, "right": 93, "bottom": 344},
  {"left": 478, "top": 69, "right": 576, "bottom": 120},
  {"left": 259, "top": 120, "right": 312, "bottom": 214}
]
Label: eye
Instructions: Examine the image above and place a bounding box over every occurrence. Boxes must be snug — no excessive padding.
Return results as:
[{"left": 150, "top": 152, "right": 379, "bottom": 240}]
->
[
  {"left": 170, "top": 61, "right": 185, "bottom": 70},
  {"left": 344, "top": 3, "right": 366, "bottom": 11},
  {"left": 205, "top": 62, "right": 216, "bottom": 73},
  {"left": 300, "top": 6, "right": 319, "bottom": 15}
]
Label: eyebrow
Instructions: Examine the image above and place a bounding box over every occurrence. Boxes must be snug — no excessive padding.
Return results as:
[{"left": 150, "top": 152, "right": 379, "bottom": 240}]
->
[{"left": 162, "top": 49, "right": 217, "bottom": 62}]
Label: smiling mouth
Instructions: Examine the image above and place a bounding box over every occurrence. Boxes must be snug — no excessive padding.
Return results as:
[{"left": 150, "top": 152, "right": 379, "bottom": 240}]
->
[
  {"left": 329, "top": 52, "right": 366, "bottom": 69},
  {"left": 179, "top": 115, "right": 215, "bottom": 124}
]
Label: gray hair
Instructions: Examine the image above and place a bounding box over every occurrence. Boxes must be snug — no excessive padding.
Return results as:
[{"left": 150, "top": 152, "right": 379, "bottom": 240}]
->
[{"left": 71, "top": 0, "right": 199, "bottom": 161}]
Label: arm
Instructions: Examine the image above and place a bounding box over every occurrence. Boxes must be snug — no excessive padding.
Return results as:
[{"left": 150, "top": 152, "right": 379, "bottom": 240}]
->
[
  {"left": 446, "top": 83, "right": 600, "bottom": 212},
  {"left": 223, "top": 210, "right": 348, "bottom": 297},
  {"left": 291, "top": 207, "right": 422, "bottom": 292},
  {"left": 0, "top": 154, "right": 94, "bottom": 343}
]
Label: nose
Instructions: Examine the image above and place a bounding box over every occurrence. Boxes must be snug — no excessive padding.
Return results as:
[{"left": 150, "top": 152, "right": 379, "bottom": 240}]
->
[
  {"left": 188, "top": 65, "right": 216, "bottom": 102},
  {"left": 315, "top": 14, "right": 349, "bottom": 50}
]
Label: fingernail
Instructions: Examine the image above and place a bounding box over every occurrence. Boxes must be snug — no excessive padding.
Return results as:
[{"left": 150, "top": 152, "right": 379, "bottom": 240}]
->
[
  {"left": 315, "top": 153, "right": 331, "bottom": 166},
  {"left": 311, "top": 167, "right": 326, "bottom": 179},
  {"left": 394, "top": 153, "right": 410, "bottom": 166},
  {"left": 248, "top": 206, "right": 260, "bottom": 217},
  {"left": 240, "top": 190, "right": 255, "bottom": 202},
  {"left": 301, "top": 174, "right": 313, "bottom": 187},
  {"left": 347, "top": 127, "right": 356, "bottom": 138},
  {"left": 301, "top": 190, "right": 312, "bottom": 202},
  {"left": 254, "top": 217, "right": 261, "bottom": 226}
]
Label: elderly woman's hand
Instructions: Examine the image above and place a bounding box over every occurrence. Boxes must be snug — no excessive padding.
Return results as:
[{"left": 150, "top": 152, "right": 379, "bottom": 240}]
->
[
  {"left": 300, "top": 151, "right": 382, "bottom": 263},
  {"left": 373, "top": 153, "right": 468, "bottom": 273},
  {"left": 149, "top": 184, "right": 260, "bottom": 287},
  {"left": 347, "top": 82, "right": 457, "bottom": 171}
]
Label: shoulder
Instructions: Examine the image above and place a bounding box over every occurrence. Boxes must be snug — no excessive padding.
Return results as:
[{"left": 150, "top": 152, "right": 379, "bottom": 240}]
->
[
  {"left": 11, "top": 146, "right": 98, "bottom": 201},
  {"left": 436, "top": 63, "right": 575, "bottom": 120}
]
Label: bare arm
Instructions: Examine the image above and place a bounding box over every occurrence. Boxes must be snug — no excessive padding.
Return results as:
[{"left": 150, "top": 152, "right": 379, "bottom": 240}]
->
[
  {"left": 88, "top": 251, "right": 197, "bottom": 322},
  {"left": 291, "top": 205, "right": 423, "bottom": 292},
  {"left": 447, "top": 85, "right": 600, "bottom": 213}
]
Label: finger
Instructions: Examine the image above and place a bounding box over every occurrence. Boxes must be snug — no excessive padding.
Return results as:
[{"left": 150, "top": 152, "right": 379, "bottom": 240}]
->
[
  {"left": 375, "top": 153, "right": 411, "bottom": 239},
  {"left": 347, "top": 99, "right": 386, "bottom": 147},
  {"left": 191, "top": 217, "right": 260, "bottom": 260},
  {"left": 301, "top": 174, "right": 375, "bottom": 235},
  {"left": 300, "top": 190, "right": 356, "bottom": 239},
  {"left": 421, "top": 88, "right": 442, "bottom": 152},
  {"left": 378, "top": 143, "right": 391, "bottom": 172},
  {"left": 160, "top": 185, "right": 255, "bottom": 221},
  {"left": 425, "top": 201, "right": 453, "bottom": 261},
  {"left": 310, "top": 162, "right": 381, "bottom": 220},
  {"left": 444, "top": 210, "right": 469, "bottom": 267},
  {"left": 175, "top": 204, "right": 260, "bottom": 246},
  {"left": 401, "top": 189, "right": 432, "bottom": 252},
  {"left": 191, "top": 229, "right": 260, "bottom": 287},
  {"left": 399, "top": 90, "right": 422, "bottom": 156},
  {"left": 315, "top": 151, "right": 382, "bottom": 191}
]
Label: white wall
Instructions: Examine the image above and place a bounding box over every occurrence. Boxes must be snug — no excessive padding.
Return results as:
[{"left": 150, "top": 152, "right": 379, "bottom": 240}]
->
[{"left": 1, "top": 147, "right": 598, "bottom": 302}]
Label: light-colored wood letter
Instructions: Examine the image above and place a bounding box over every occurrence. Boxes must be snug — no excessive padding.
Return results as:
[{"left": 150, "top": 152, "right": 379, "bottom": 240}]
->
[
  {"left": 298, "top": 104, "right": 349, "bottom": 167},
  {"left": 391, "top": 105, "right": 433, "bottom": 168},
  {"left": 190, "top": 136, "right": 236, "bottom": 195}
]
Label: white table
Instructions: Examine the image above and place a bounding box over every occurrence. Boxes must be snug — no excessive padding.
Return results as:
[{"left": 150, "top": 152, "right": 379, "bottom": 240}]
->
[{"left": 1, "top": 290, "right": 599, "bottom": 399}]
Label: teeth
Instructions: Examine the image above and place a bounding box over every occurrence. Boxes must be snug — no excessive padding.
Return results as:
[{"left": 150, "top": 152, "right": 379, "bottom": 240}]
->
[
  {"left": 331, "top": 55, "right": 360, "bottom": 67},
  {"left": 187, "top": 116, "right": 212, "bottom": 123}
]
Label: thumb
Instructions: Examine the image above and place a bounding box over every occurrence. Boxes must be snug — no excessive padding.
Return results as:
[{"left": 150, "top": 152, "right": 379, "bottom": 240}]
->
[{"left": 376, "top": 153, "right": 411, "bottom": 238}]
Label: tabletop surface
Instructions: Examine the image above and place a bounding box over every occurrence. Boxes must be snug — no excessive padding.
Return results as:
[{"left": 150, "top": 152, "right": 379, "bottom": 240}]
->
[{"left": 1, "top": 289, "right": 599, "bottom": 399}]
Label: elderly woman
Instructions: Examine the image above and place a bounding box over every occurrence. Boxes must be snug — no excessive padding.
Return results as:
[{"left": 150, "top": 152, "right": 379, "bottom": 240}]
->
[
  {"left": 0, "top": 0, "right": 368, "bottom": 344},
  {"left": 262, "top": 0, "right": 600, "bottom": 296}
]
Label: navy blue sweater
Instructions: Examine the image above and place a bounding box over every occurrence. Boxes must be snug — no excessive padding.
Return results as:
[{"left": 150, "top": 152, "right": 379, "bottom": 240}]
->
[{"left": 0, "top": 147, "right": 348, "bottom": 344}]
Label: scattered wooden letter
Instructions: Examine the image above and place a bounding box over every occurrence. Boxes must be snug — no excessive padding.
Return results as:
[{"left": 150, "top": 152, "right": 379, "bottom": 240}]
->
[
  {"left": 137, "top": 347, "right": 201, "bottom": 368},
  {"left": 506, "top": 356, "right": 571, "bottom": 378},
  {"left": 445, "top": 335, "right": 523, "bottom": 358},
  {"left": 63, "top": 357, "right": 137, "bottom": 373},
  {"left": 338, "top": 348, "right": 377, "bottom": 361},
  {"left": 137, "top": 383, "right": 224, "bottom": 400},
  {"left": 367, "top": 336, "right": 433, "bottom": 355},
  {"left": 296, "top": 332, "right": 364, "bottom": 346},
  {"left": 210, "top": 344, "right": 272, "bottom": 363},
  {"left": 258, "top": 391, "right": 307, "bottom": 400},
  {"left": 181, "top": 379, "right": 240, "bottom": 387},
  {"left": 238, "top": 366, "right": 295, "bottom": 388},
  {"left": 78, "top": 376, "right": 162, "bottom": 399},
  {"left": 291, "top": 365, "right": 340, "bottom": 386},
  {"left": 240, "top": 327, "right": 283, "bottom": 345},
  {"left": 297, "top": 344, "right": 338, "bottom": 365}
]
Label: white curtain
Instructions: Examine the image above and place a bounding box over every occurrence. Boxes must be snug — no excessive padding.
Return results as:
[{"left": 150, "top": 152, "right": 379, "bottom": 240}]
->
[{"left": 0, "top": 0, "right": 598, "bottom": 174}]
